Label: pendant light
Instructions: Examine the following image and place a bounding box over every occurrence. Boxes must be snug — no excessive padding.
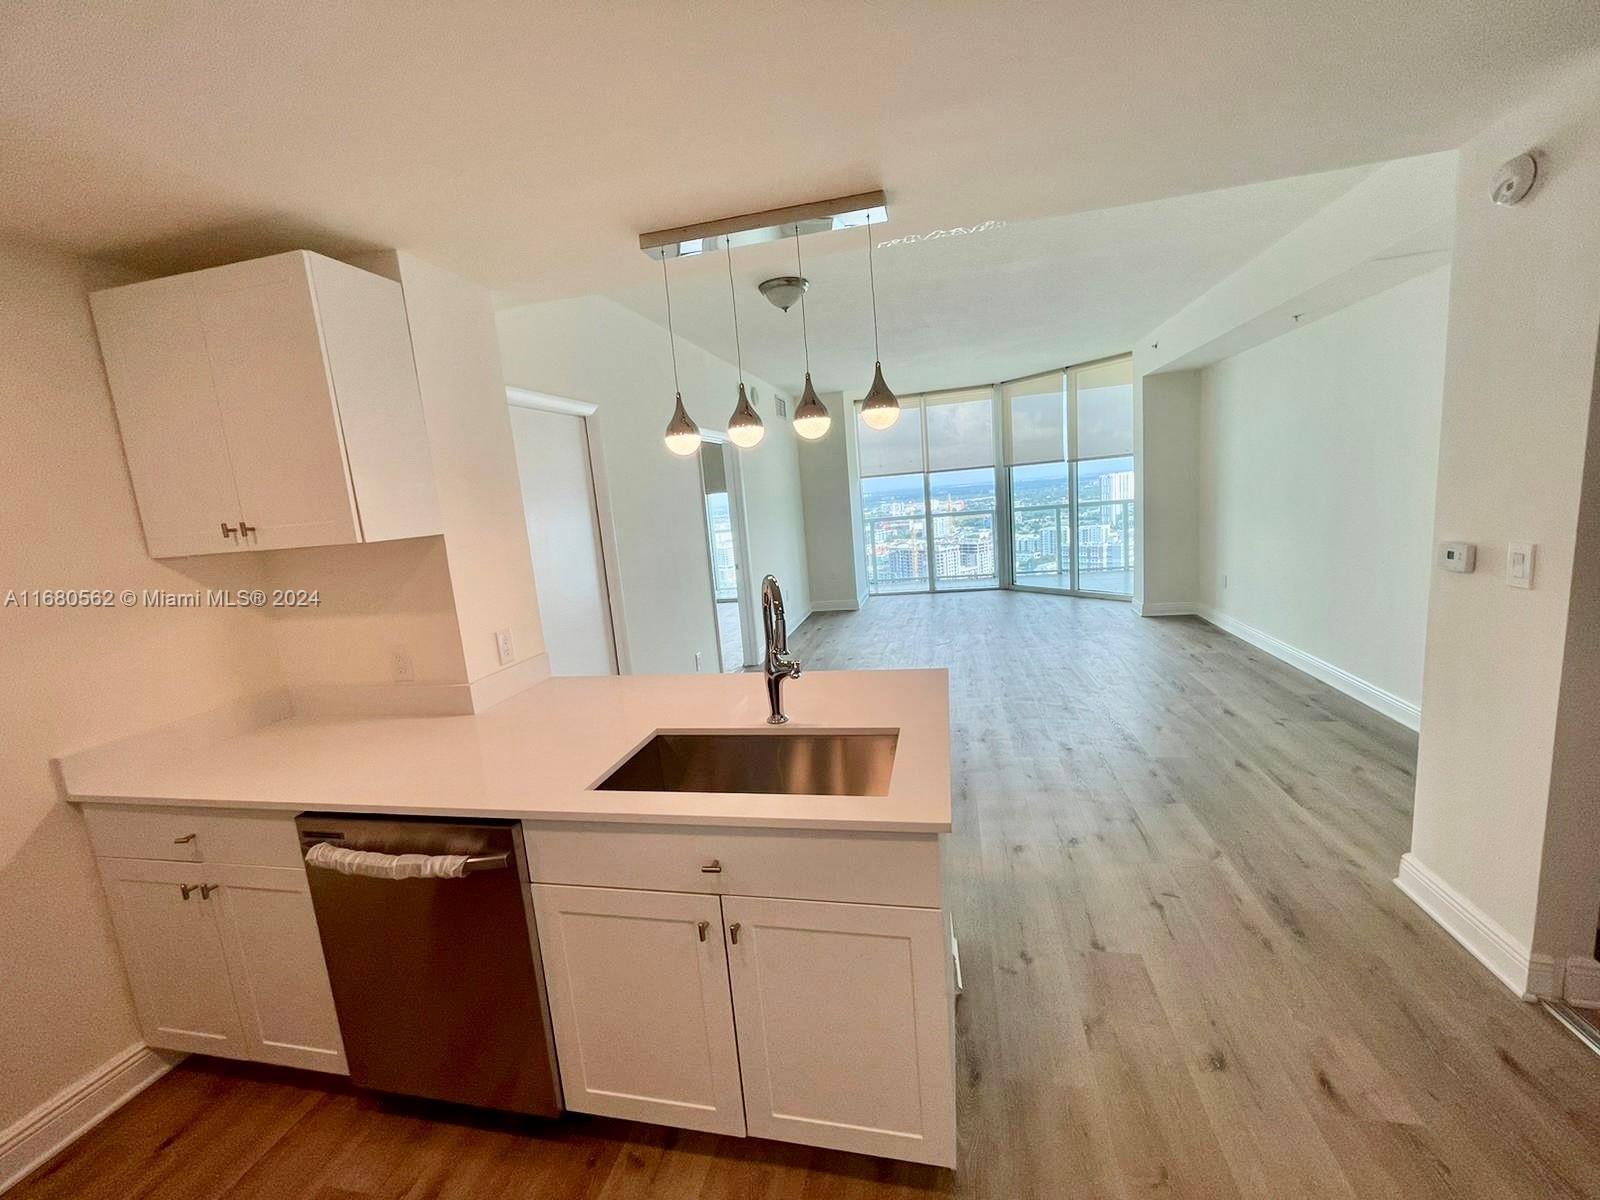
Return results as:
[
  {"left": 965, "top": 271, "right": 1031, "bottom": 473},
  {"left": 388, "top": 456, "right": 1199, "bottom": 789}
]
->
[
  {"left": 725, "top": 248, "right": 765, "bottom": 449},
  {"left": 858, "top": 222, "right": 900, "bottom": 430},
  {"left": 790, "top": 230, "right": 831, "bottom": 440},
  {"left": 660, "top": 256, "right": 701, "bottom": 456}
]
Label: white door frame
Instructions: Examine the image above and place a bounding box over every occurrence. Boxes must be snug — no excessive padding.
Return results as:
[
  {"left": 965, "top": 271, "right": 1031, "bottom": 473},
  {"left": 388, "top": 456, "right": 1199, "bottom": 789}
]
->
[
  {"left": 696, "top": 431, "right": 759, "bottom": 670},
  {"left": 505, "top": 386, "right": 630, "bottom": 673}
]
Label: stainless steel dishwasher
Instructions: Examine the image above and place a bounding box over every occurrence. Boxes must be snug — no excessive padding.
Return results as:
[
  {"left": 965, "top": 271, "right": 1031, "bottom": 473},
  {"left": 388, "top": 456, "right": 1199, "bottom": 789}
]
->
[{"left": 295, "top": 813, "right": 562, "bottom": 1116}]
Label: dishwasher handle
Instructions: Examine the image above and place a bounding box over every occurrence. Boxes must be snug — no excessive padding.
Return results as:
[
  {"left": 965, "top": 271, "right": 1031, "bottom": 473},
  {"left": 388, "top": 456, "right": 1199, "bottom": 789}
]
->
[{"left": 303, "top": 841, "right": 511, "bottom": 879}]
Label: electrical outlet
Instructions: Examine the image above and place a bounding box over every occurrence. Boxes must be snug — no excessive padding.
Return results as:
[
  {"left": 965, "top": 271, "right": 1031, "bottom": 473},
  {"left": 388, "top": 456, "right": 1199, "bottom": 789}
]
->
[
  {"left": 495, "top": 628, "right": 515, "bottom": 667},
  {"left": 390, "top": 648, "right": 415, "bottom": 683},
  {"left": 694, "top": 650, "right": 704, "bottom": 672}
]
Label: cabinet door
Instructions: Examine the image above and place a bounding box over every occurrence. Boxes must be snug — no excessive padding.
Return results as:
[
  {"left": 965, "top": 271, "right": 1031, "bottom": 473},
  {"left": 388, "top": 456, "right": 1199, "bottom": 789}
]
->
[
  {"left": 531, "top": 884, "right": 745, "bottom": 1136},
  {"left": 194, "top": 255, "right": 361, "bottom": 550},
  {"left": 209, "top": 864, "right": 347, "bottom": 1074},
  {"left": 89, "top": 279, "right": 245, "bottom": 558},
  {"left": 98, "top": 858, "right": 247, "bottom": 1056},
  {"left": 723, "top": 897, "right": 957, "bottom": 1167}
]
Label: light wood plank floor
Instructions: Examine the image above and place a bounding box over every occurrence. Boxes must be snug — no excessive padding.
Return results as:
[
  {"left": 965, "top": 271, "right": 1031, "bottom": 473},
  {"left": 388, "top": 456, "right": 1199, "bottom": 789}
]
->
[{"left": 17, "top": 592, "right": 1600, "bottom": 1199}]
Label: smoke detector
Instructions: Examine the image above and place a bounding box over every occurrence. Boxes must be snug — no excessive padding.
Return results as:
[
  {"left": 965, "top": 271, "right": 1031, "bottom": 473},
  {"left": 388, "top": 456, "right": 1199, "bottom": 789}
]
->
[
  {"left": 1491, "top": 153, "right": 1539, "bottom": 206},
  {"left": 758, "top": 275, "right": 809, "bottom": 312}
]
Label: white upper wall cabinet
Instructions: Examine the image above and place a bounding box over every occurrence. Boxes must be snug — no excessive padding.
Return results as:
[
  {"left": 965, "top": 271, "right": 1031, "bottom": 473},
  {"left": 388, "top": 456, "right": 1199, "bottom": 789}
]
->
[{"left": 91, "top": 251, "right": 441, "bottom": 558}]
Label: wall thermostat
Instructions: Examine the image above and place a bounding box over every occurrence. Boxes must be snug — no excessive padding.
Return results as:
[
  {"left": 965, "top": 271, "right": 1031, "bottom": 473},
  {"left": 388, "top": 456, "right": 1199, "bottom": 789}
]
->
[
  {"left": 1441, "top": 542, "right": 1477, "bottom": 573},
  {"left": 1491, "top": 153, "right": 1539, "bottom": 206}
]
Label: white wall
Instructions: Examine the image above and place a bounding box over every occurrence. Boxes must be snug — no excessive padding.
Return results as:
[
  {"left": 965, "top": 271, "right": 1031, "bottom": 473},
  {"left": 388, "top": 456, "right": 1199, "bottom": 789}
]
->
[
  {"left": 496, "top": 295, "right": 811, "bottom": 675},
  {"left": 796, "top": 392, "right": 867, "bottom": 610},
  {"left": 1133, "top": 370, "right": 1201, "bottom": 614},
  {"left": 1194, "top": 267, "right": 1450, "bottom": 717},
  {"left": 1410, "top": 53, "right": 1600, "bottom": 974},
  {"left": 0, "top": 240, "right": 286, "bottom": 1131}
]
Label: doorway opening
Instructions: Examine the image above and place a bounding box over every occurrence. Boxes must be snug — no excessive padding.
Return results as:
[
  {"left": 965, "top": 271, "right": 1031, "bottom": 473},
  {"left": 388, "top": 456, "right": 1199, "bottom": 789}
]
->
[
  {"left": 508, "top": 390, "right": 622, "bottom": 675},
  {"left": 698, "top": 440, "right": 749, "bottom": 672}
]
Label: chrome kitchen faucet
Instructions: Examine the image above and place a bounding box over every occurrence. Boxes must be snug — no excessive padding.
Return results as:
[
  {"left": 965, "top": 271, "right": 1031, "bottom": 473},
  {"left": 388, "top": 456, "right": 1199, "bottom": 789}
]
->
[{"left": 761, "top": 574, "right": 802, "bottom": 724}]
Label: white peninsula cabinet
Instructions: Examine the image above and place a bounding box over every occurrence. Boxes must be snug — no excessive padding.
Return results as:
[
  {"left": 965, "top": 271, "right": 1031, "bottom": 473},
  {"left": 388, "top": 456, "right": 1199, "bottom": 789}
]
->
[
  {"left": 527, "top": 822, "right": 958, "bottom": 1168},
  {"left": 83, "top": 805, "right": 347, "bottom": 1075},
  {"left": 90, "top": 250, "right": 440, "bottom": 558}
]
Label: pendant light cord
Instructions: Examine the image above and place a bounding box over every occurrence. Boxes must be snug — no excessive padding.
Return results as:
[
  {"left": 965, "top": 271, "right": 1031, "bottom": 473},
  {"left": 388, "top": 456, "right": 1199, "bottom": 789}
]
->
[
  {"left": 794, "top": 230, "right": 811, "bottom": 372},
  {"left": 661, "top": 255, "right": 682, "bottom": 394},
  {"left": 866, "top": 222, "right": 881, "bottom": 362},
  {"left": 726, "top": 246, "right": 744, "bottom": 382}
]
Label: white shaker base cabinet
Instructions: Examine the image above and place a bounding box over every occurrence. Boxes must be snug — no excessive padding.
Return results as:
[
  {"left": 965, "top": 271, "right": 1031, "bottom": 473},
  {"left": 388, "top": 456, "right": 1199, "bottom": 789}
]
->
[
  {"left": 98, "top": 858, "right": 347, "bottom": 1074},
  {"left": 531, "top": 884, "right": 746, "bottom": 1137},
  {"left": 99, "top": 858, "right": 250, "bottom": 1058},
  {"left": 722, "top": 896, "right": 957, "bottom": 1168},
  {"left": 87, "top": 806, "right": 347, "bottom": 1076},
  {"left": 209, "top": 864, "right": 348, "bottom": 1074},
  {"left": 527, "top": 853, "right": 958, "bottom": 1169}
]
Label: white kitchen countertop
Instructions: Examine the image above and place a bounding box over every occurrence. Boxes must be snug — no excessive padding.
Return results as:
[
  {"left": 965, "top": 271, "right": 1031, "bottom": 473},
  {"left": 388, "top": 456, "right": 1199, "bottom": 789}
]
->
[{"left": 59, "top": 668, "right": 951, "bottom": 833}]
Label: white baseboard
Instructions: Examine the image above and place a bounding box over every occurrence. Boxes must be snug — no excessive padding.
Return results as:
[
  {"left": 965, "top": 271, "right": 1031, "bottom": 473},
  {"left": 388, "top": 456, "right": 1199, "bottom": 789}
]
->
[
  {"left": 1133, "top": 600, "right": 1196, "bottom": 617},
  {"left": 1196, "top": 606, "right": 1421, "bottom": 730},
  {"left": 1564, "top": 957, "right": 1600, "bottom": 1007},
  {"left": 1395, "top": 853, "right": 1534, "bottom": 999},
  {"left": 0, "top": 1044, "right": 179, "bottom": 1193},
  {"left": 809, "top": 598, "right": 861, "bottom": 613}
]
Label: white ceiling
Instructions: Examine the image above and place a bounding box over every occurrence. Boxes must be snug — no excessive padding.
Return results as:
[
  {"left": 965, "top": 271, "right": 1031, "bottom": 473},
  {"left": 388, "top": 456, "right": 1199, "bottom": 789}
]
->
[
  {"left": 2, "top": 0, "right": 1596, "bottom": 313},
  {"left": 606, "top": 167, "right": 1373, "bottom": 396}
]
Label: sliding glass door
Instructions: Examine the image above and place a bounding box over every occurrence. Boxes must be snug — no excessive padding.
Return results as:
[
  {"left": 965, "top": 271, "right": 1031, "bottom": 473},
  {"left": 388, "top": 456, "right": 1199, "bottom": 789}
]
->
[
  {"left": 859, "top": 388, "right": 998, "bottom": 595},
  {"left": 856, "top": 355, "right": 1134, "bottom": 599},
  {"left": 1002, "top": 356, "right": 1135, "bottom": 597}
]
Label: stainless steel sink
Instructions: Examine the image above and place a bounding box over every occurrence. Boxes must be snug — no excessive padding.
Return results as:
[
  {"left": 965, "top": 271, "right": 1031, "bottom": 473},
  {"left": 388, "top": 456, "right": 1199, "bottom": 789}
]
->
[{"left": 594, "top": 731, "right": 898, "bottom": 797}]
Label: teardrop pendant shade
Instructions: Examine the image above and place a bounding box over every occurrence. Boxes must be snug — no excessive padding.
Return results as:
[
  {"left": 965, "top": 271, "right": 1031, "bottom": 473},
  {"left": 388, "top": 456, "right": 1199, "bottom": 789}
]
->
[
  {"left": 664, "top": 391, "right": 701, "bottom": 456},
  {"left": 859, "top": 360, "right": 901, "bottom": 430},
  {"left": 792, "top": 372, "right": 831, "bottom": 440},
  {"left": 727, "top": 381, "right": 765, "bottom": 448}
]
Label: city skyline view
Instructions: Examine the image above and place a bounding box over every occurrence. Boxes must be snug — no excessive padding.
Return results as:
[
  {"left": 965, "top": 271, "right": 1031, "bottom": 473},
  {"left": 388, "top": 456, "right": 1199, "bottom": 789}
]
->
[{"left": 863, "top": 457, "right": 1135, "bottom": 595}]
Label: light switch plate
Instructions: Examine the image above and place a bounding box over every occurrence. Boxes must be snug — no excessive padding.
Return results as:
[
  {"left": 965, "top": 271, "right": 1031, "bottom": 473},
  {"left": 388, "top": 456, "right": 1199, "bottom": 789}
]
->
[{"left": 1507, "top": 543, "right": 1535, "bottom": 589}]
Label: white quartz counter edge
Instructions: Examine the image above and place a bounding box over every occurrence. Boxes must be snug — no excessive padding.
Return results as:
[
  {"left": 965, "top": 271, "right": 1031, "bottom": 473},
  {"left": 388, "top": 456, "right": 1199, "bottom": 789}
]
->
[{"left": 58, "top": 669, "right": 952, "bottom": 834}]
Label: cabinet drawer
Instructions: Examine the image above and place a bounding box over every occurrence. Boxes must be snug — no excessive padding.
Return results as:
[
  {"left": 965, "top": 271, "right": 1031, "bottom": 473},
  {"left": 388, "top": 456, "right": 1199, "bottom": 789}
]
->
[
  {"left": 521, "top": 822, "right": 942, "bottom": 909},
  {"left": 82, "top": 804, "right": 302, "bottom": 868}
]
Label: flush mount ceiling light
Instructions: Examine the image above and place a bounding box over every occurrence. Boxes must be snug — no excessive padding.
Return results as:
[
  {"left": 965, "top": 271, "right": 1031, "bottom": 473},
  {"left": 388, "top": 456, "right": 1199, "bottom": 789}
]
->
[
  {"left": 858, "top": 222, "right": 900, "bottom": 431},
  {"left": 724, "top": 249, "right": 764, "bottom": 449},
  {"left": 788, "top": 231, "right": 830, "bottom": 441},
  {"left": 758, "top": 275, "right": 809, "bottom": 312},
  {"left": 639, "top": 191, "right": 886, "bottom": 260},
  {"left": 659, "top": 257, "right": 701, "bottom": 456}
]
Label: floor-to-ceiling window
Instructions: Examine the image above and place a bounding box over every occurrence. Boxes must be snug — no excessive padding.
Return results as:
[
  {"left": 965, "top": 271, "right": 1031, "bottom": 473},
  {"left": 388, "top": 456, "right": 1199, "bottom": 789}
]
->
[
  {"left": 858, "top": 355, "right": 1133, "bottom": 599},
  {"left": 1003, "top": 355, "right": 1135, "bottom": 597},
  {"left": 860, "top": 387, "right": 998, "bottom": 595}
]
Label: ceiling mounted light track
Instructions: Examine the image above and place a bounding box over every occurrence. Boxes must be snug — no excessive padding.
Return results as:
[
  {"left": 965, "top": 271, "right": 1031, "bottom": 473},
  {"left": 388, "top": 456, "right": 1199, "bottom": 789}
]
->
[
  {"left": 789, "top": 230, "right": 830, "bottom": 441},
  {"left": 659, "top": 256, "right": 701, "bottom": 456},
  {"left": 639, "top": 191, "right": 887, "bottom": 260},
  {"left": 724, "top": 248, "right": 764, "bottom": 449}
]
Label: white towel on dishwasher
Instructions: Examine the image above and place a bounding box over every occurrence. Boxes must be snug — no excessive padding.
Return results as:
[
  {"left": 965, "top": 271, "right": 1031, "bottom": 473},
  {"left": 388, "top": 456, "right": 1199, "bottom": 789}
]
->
[{"left": 304, "top": 841, "right": 471, "bottom": 879}]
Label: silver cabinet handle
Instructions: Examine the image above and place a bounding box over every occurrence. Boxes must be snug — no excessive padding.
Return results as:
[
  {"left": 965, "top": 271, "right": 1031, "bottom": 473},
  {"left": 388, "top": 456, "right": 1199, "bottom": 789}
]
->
[
  {"left": 173, "top": 833, "right": 196, "bottom": 845},
  {"left": 199, "top": 883, "right": 218, "bottom": 899},
  {"left": 179, "top": 884, "right": 196, "bottom": 900},
  {"left": 238, "top": 521, "right": 256, "bottom": 540},
  {"left": 700, "top": 859, "right": 722, "bottom": 874},
  {"left": 728, "top": 922, "right": 741, "bottom": 945},
  {"left": 220, "top": 523, "right": 238, "bottom": 540},
  {"left": 697, "top": 920, "right": 709, "bottom": 942}
]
